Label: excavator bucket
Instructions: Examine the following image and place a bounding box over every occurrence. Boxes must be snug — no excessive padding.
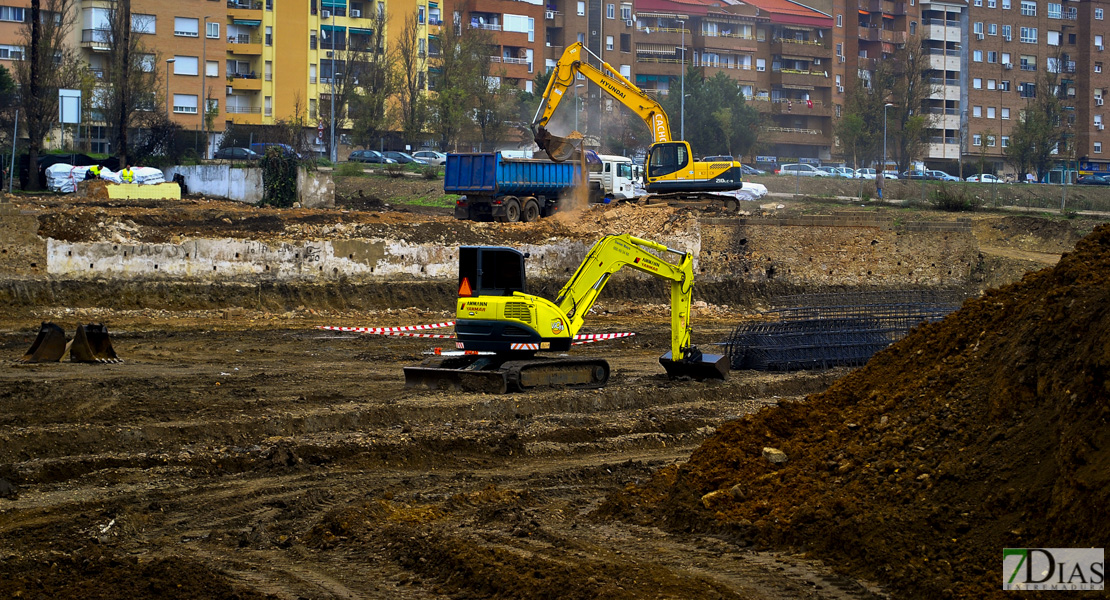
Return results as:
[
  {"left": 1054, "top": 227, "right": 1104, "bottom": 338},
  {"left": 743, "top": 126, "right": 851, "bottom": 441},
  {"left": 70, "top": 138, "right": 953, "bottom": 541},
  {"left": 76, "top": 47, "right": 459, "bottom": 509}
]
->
[
  {"left": 659, "top": 349, "right": 730, "bottom": 381},
  {"left": 69, "top": 323, "right": 122, "bottom": 363},
  {"left": 534, "top": 126, "right": 583, "bottom": 163},
  {"left": 17, "top": 322, "right": 68, "bottom": 363}
]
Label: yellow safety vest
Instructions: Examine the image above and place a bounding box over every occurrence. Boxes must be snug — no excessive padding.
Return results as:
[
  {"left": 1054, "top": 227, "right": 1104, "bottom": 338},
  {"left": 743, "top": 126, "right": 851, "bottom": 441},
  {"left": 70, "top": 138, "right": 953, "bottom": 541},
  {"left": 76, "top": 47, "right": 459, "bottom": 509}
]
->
[
  {"left": 121, "top": 168, "right": 133, "bottom": 183},
  {"left": 89, "top": 165, "right": 100, "bottom": 176}
]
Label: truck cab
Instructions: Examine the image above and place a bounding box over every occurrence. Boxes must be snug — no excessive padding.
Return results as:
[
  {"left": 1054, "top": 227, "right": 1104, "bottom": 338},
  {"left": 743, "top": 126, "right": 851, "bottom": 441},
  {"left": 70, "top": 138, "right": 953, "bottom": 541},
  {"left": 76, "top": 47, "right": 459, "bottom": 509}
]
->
[{"left": 589, "top": 155, "right": 636, "bottom": 200}]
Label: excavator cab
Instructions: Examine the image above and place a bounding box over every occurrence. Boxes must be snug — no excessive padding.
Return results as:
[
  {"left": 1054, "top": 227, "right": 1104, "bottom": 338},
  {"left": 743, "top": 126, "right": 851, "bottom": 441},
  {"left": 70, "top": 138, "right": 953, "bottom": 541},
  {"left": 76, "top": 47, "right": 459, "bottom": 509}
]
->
[
  {"left": 647, "top": 142, "right": 691, "bottom": 179},
  {"left": 458, "top": 246, "right": 526, "bottom": 297}
]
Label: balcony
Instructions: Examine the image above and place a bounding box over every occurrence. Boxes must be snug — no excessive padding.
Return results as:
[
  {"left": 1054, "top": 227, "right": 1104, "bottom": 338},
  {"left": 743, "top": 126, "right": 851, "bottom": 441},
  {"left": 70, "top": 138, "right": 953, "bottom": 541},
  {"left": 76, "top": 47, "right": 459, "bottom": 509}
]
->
[
  {"left": 771, "top": 37, "right": 829, "bottom": 59},
  {"left": 858, "top": 27, "right": 904, "bottom": 43},
  {"left": 634, "top": 26, "right": 688, "bottom": 46},
  {"left": 227, "top": 1, "right": 263, "bottom": 22},
  {"left": 767, "top": 99, "right": 833, "bottom": 117},
  {"left": 926, "top": 50, "right": 961, "bottom": 72},
  {"left": 228, "top": 73, "right": 263, "bottom": 91},
  {"left": 771, "top": 68, "right": 830, "bottom": 87},
  {"left": 226, "top": 106, "right": 263, "bottom": 125},
  {"left": 227, "top": 34, "right": 263, "bottom": 55},
  {"left": 81, "top": 28, "right": 112, "bottom": 50},
  {"left": 923, "top": 20, "right": 961, "bottom": 42},
  {"left": 926, "top": 141, "right": 960, "bottom": 160},
  {"left": 763, "top": 125, "right": 827, "bottom": 145}
]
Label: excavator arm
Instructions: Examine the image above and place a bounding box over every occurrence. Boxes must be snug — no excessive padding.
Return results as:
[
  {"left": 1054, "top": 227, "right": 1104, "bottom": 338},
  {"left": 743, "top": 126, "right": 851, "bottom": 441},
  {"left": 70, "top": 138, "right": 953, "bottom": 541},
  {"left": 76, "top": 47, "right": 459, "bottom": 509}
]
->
[
  {"left": 532, "top": 42, "right": 672, "bottom": 161},
  {"left": 551, "top": 234, "right": 726, "bottom": 378}
]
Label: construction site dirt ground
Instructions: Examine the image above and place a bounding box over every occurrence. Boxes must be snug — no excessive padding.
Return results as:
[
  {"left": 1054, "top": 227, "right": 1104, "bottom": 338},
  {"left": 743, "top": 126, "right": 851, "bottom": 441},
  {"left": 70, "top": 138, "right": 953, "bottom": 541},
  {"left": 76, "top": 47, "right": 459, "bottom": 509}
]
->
[{"left": 0, "top": 184, "right": 1103, "bottom": 600}]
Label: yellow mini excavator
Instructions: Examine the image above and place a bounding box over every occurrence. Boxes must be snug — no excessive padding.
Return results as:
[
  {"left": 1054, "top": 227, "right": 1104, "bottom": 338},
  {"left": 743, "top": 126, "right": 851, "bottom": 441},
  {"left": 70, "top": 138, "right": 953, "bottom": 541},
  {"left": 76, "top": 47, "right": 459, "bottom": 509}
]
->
[
  {"left": 532, "top": 42, "right": 745, "bottom": 199},
  {"left": 403, "top": 234, "right": 729, "bottom": 393}
]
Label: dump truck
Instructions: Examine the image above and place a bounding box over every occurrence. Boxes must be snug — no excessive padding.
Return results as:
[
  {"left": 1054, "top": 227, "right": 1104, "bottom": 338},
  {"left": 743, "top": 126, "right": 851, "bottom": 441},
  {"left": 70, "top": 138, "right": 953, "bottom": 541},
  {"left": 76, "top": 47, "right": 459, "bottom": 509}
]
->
[{"left": 448, "top": 152, "right": 636, "bottom": 222}]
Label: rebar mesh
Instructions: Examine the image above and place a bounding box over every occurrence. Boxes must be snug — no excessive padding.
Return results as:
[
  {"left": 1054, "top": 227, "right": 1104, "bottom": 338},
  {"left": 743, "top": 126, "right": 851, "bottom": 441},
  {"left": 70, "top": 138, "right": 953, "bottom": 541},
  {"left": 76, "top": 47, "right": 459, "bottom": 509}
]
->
[{"left": 722, "top": 291, "right": 964, "bottom": 372}]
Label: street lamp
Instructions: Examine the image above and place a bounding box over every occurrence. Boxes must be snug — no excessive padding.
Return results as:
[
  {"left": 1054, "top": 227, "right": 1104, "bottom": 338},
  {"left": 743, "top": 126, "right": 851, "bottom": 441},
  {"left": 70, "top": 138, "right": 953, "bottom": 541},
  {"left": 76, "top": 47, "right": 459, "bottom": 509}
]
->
[
  {"left": 328, "top": 12, "right": 337, "bottom": 163},
  {"left": 678, "top": 19, "right": 685, "bottom": 140},
  {"left": 201, "top": 16, "right": 210, "bottom": 159},
  {"left": 883, "top": 102, "right": 893, "bottom": 177},
  {"left": 165, "top": 58, "right": 175, "bottom": 119},
  {"left": 574, "top": 83, "right": 584, "bottom": 131}
]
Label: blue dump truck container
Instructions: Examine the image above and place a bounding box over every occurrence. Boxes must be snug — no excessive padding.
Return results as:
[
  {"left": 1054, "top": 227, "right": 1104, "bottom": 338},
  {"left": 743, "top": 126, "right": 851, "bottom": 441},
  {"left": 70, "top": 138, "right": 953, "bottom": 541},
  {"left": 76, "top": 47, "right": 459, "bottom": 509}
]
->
[{"left": 447, "top": 152, "right": 584, "bottom": 222}]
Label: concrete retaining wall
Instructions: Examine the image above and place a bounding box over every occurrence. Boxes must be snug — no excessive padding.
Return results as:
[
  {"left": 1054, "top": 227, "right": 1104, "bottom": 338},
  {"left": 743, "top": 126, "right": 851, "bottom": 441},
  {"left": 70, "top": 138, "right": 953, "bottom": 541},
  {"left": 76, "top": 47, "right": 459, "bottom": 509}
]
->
[{"left": 164, "top": 165, "right": 263, "bottom": 204}]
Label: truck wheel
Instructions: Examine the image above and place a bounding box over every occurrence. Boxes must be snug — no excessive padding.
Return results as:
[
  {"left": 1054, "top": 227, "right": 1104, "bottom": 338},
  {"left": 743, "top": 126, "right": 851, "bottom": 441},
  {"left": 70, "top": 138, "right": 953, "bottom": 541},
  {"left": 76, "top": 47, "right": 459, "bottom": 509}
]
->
[
  {"left": 522, "top": 199, "right": 540, "bottom": 222},
  {"left": 503, "top": 198, "right": 521, "bottom": 223}
]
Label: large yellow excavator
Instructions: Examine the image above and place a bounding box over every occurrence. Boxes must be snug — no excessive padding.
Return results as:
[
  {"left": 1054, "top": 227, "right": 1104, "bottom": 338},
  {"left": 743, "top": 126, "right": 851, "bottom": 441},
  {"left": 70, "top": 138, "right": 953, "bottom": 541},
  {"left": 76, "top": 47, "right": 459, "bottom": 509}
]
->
[
  {"left": 403, "top": 234, "right": 729, "bottom": 393},
  {"left": 532, "top": 42, "right": 745, "bottom": 197}
]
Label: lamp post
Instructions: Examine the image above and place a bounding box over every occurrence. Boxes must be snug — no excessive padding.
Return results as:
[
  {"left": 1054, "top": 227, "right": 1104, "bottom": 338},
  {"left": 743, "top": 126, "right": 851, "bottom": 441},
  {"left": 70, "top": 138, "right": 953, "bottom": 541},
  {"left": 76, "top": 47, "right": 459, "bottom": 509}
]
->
[
  {"left": 678, "top": 19, "right": 685, "bottom": 140},
  {"left": 329, "top": 12, "right": 337, "bottom": 163},
  {"left": 201, "top": 15, "right": 209, "bottom": 159},
  {"left": 883, "top": 102, "right": 893, "bottom": 176},
  {"left": 574, "top": 83, "right": 584, "bottom": 131},
  {"left": 165, "top": 58, "right": 175, "bottom": 119}
]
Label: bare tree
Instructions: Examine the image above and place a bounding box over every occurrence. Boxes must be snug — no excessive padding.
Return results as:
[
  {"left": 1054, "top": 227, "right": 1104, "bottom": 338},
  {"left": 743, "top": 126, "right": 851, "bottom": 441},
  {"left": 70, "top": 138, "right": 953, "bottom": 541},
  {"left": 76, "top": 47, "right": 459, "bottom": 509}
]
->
[
  {"left": 14, "top": 0, "right": 82, "bottom": 190},
  {"left": 880, "top": 37, "right": 936, "bottom": 173},
  {"left": 428, "top": 15, "right": 492, "bottom": 151},
  {"left": 471, "top": 68, "right": 516, "bottom": 150},
  {"left": 392, "top": 12, "right": 426, "bottom": 146},
  {"left": 98, "top": 1, "right": 159, "bottom": 167},
  {"left": 345, "top": 8, "right": 395, "bottom": 150}
]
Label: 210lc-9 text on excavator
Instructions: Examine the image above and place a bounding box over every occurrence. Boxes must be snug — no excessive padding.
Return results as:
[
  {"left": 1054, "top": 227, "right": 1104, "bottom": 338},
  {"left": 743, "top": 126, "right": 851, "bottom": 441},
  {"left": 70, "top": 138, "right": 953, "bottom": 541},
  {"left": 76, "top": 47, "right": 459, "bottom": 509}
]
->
[
  {"left": 403, "top": 234, "right": 729, "bottom": 393},
  {"left": 532, "top": 42, "right": 745, "bottom": 201}
]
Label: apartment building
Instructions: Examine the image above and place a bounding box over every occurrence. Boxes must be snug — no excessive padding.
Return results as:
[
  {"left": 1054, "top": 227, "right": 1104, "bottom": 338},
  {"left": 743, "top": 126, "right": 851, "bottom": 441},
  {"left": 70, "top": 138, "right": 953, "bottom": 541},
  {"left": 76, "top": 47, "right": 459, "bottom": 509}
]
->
[{"left": 921, "top": 0, "right": 965, "bottom": 162}]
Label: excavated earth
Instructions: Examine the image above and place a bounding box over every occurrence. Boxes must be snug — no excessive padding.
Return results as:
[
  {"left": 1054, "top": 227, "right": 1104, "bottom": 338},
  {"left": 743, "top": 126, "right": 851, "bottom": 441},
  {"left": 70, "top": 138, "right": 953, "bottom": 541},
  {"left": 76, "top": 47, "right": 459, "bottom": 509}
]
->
[{"left": 0, "top": 186, "right": 1102, "bottom": 600}]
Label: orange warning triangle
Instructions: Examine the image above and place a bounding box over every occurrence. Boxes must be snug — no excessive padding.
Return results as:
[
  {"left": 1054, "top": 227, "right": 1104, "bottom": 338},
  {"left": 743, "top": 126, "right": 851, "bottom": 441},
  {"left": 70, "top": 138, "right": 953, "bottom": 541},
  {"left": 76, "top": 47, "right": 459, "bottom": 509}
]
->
[{"left": 458, "top": 277, "right": 473, "bottom": 297}]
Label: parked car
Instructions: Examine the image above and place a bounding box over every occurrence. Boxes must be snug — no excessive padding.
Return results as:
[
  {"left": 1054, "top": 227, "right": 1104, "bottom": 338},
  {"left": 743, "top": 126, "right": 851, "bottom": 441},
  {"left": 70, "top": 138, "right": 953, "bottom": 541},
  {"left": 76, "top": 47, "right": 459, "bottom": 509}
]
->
[
  {"left": 928, "top": 170, "right": 960, "bottom": 182},
  {"left": 1076, "top": 175, "right": 1110, "bottom": 185},
  {"left": 776, "top": 163, "right": 829, "bottom": 176},
  {"left": 412, "top": 151, "right": 447, "bottom": 166},
  {"left": 348, "top": 150, "right": 396, "bottom": 164},
  {"left": 815, "top": 166, "right": 839, "bottom": 176},
  {"left": 830, "top": 167, "right": 856, "bottom": 178},
  {"left": 854, "top": 168, "right": 878, "bottom": 180},
  {"left": 249, "top": 143, "right": 302, "bottom": 159},
  {"left": 213, "top": 147, "right": 261, "bottom": 161},
  {"left": 740, "top": 164, "right": 766, "bottom": 176},
  {"left": 901, "top": 170, "right": 936, "bottom": 180},
  {"left": 382, "top": 151, "right": 429, "bottom": 165},
  {"left": 965, "top": 173, "right": 1004, "bottom": 183},
  {"left": 882, "top": 170, "right": 901, "bottom": 180}
]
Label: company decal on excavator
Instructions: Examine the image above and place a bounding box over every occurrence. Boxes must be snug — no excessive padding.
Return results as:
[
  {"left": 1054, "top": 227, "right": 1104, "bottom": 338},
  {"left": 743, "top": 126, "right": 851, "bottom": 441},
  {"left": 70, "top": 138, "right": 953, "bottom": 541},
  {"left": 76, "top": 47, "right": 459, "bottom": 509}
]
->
[
  {"left": 599, "top": 79, "right": 627, "bottom": 100},
  {"left": 550, "top": 318, "right": 565, "bottom": 335},
  {"left": 612, "top": 241, "right": 632, "bottom": 257},
  {"left": 462, "top": 301, "right": 488, "bottom": 313},
  {"left": 633, "top": 256, "right": 661, "bottom": 273}
]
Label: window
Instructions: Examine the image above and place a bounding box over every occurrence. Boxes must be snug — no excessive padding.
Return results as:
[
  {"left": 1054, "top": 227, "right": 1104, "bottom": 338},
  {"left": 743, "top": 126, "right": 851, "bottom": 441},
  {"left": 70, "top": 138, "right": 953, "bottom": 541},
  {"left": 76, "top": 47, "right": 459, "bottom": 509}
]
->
[
  {"left": 1002, "top": 0, "right": 1010, "bottom": 8},
  {"left": 974, "top": 50, "right": 983, "bottom": 62},
  {"left": 973, "top": 134, "right": 982, "bottom": 146},
  {"left": 1099, "top": 9, "right": 1106, "bottom": 20},
  {"left": 975, "top": 0, "right": 982, "bottom": 5},
  {"left": 132, "top": 14, "right": 156, "bottom": 34},
  {"left": 988, "top": 79, "right": 997, "bottom": 90},
  {"left": 577, "top": 2, "right": 585, "bottom": 16},
  {"left": 1020, "top": 27, "right": 1037, "bottom": 44},
  {"left": 988, "top": 136, "right": 996, "bottom": 147},
  {"left": 206, "top": 98, "right": 218, "bottom": 114},
  {"left": 1002, "top": 25, "right": 1011, "bottom": 41},
  {"left": 1019, "top": 82, "right": 1036, "bottom": 98},
  {"left": 910, "top": 21, "right": 916, "bottom": 35},
  {"left": 309, "top": 64, "right": 316, "bottom": 83},
  {"left": 974, "top": 106, "right": 983, "bottom": 117},
  {"left": 836, "top": 43, "right": 843, "bottom": 56},
  {"left": 1097, "top": 142, "right": 1104, "bottom": 153},
  {"left": 756, "top": 58, "right": 766, "bottom": 72},
  {"left": 1097, "top": 35, "right": 1105, "bottom": 48},
  {"left": 173, "top": 55, "right": 199, "bottom": 75},
  {"left": 1002, "top": 136, "right": 1010, "bottom": 148},
  {"left": 1048, "top": 31, "right": 1061, "bottom": 46},
  {"left": 577, "top": 32, "right": 584, "bottom": 44},
  {"left": 418, "top": 6, "right": 425, "bottom": 23},
  {"left": 1020, "top": 1, "right": 1036, "bottom": 16},
  {"left": 974, "top": 22, "right": 983, "bottom": 35},
  {"left": 206, "top": 21, "right": 219, "bottom": 39},
  {"left": 620, "top": 64, "right": 630, "bottom": 78},
  {"left": 0, "top": 6, "right": 24, "bottom": 22},
  {"left": 606, "top": 3, "right": 614, "bottom": 19},
  {"left": 174, "top": 17, "right": 199, "bottom": 37},
  {"left": 989, "top": 24, "right": 997, "bottom": 36},
  {"left": 1002, "top": 52, "right": 1011, "bottom": 64},
  {"left": 974, "top": 77, "right": 983, "bottom": 89},
  {"left": 621, "top": 4, "right": 632, "bottom": 20},
  {"left": 1002, "top": 107, "right": 1010, "bottom": 119},
  {"left": 173, "top": 93, "right": 198, "bottom": 114},
  {"left": 987, "top": 107, "right": 996, "bottom": 118},
  {"left": 206, "top": 60, "right": 218, "bottom": 77},
  {"left": 988, "top": 0, "right": 996, "bottom": 7},
  {"left": 620, "top": 33, "right": 630, "bottom": 52},
  {"left": 988, "top": 51, "right": 997, "bottom": 63},
  {"left": 606, "top": 35, "right": 613, "bottom": 50},
  {"left": 139, "top": 54, "right": 155, "bottom": 72},
  {"left": 1098, "top": 62, "right": 1104, "bottom": 73},
  {"left": 265, "top": 26, "right": 272, "bottom": 46},
  {"left": 1048, "top": 3, "right": 1062, "bottom": 18},
  {"left": 265, "top": 96, "right": 272, "bottom": 117},
  {"left": 0, "top": 45, "right": 22, "bottom": 60},
  {"left": 1000, "top": 80, "right": 1011, "bottom": 91}
]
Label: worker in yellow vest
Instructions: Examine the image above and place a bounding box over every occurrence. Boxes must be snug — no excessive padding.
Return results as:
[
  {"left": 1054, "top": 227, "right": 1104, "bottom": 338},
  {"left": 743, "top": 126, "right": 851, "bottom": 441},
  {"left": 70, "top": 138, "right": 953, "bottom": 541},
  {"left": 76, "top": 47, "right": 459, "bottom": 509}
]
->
[
  {"left": 120, "top": 164, "right": 134, "bottom": 183},
  {"left": 85, "top": 165, "right": 101, "bottom": 180}
]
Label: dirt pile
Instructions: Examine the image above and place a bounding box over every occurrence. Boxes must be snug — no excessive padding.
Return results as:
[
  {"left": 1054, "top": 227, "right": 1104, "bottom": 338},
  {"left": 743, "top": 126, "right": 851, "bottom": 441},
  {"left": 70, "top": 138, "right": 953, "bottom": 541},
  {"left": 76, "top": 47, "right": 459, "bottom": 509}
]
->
[{"left": 601, "top": 225, "right": 1110, "bottom": 598}]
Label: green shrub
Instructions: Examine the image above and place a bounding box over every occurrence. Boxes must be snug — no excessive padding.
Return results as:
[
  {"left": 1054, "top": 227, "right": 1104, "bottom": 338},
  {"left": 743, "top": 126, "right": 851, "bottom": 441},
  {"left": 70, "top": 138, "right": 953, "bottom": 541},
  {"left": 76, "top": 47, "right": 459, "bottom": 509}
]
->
[
  {"left": 335, "top": 162, "right": 366, "bottom": 177},
  {"left": 420, "top": 165, "right": 440, "bottom": 180},
  {"left": 931, "top": 184, "right": 979, "bottom": 212},
  {"left": 385, "top": 163, "right": 406, "bottom": 178},
  {"left": 260, "top": 147, "right": 298, "bottom": 208}
]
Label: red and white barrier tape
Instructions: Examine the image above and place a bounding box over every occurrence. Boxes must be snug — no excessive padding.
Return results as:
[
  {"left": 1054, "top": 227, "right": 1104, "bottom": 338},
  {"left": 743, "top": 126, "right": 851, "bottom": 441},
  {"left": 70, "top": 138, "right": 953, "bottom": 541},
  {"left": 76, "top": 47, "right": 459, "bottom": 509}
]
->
[
  {"left": 319, "top": 321, "right": 455, "bottom": 334},
  {"left": 320, "top": 322, "right": 634, "bottom": 345},
  {"left": 573, "top": 332, "right": 636, "bottom": 345}
]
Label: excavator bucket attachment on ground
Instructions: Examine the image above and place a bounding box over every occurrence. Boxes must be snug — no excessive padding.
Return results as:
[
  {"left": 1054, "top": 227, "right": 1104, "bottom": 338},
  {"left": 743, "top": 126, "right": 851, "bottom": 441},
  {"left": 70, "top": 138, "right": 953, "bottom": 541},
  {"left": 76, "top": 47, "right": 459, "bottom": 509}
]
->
[
  {"left": 18, "top": 322, "right": 67, "bottom": 363},
  {"left": 69, "top": 323, "right": 122, "bottom": 363},
  {"left": 659, "top": 350, "right": 730, "bottom": 381},
  {"left": 534, "top": 126, "right": 583, "bottom": 163}
]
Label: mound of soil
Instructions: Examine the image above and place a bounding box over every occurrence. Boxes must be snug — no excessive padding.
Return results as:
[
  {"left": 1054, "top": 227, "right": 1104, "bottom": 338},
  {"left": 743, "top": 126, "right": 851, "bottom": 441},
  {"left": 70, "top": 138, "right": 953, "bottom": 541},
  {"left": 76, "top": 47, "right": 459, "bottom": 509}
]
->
[{"left": 601, "top": 225, "right": 1110, "bottom": 598}]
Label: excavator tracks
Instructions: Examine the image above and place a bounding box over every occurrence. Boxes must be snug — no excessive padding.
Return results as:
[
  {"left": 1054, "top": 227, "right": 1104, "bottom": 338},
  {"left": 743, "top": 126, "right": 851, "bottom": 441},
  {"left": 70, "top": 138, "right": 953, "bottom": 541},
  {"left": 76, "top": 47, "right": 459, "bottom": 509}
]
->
[{"left": 403, "top": 355, "right": 609, "bottom": 394}]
